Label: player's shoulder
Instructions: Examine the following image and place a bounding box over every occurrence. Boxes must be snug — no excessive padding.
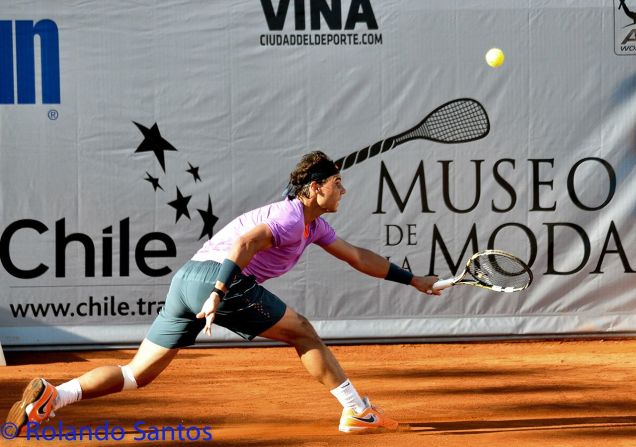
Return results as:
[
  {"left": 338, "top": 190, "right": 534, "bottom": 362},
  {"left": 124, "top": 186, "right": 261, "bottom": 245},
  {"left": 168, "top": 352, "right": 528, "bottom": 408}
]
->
[
  {"left": 256, "top": 198, "right": 304, "bottom": 228},
  {"left": 277, "top": 197, "right": 303, "bottom": 216}
]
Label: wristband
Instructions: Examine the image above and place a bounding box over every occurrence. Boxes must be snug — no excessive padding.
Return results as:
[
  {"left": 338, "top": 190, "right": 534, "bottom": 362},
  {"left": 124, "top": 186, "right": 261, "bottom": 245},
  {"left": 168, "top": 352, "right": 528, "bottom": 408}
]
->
[
  {"left": 216, "top": 258, "right": 242, "bottom": 287},
  {"left": 212, "top": 287, "right": 226, "bottom": 300},
  {"left": 384, "top": 263, "right": 414, "bottom": 285}
]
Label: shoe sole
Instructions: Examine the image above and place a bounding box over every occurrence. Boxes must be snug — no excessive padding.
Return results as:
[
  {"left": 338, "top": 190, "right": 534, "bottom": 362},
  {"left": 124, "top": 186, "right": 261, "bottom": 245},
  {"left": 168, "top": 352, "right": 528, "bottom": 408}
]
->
[
  {"left": 5, "top": 379, "right": 46, "bottom": 437},
  {"left": 339, "top": 423, "right": 408, "bottom": 434}
]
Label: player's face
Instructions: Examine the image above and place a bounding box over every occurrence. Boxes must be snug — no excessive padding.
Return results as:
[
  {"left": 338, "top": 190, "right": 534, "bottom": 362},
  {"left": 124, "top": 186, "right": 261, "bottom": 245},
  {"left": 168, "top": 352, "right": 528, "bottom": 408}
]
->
[{"left": 317, "top": 175, "right": 346, "bottom": 212}]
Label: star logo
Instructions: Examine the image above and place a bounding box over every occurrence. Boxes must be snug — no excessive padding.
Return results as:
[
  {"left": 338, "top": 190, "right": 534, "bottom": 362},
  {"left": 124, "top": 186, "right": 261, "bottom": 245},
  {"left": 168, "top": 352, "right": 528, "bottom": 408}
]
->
[
  {"left": 144, "top": 171, "right": 164, "bottom": 191},
  {"left": 167, "top": 187, "right": 192, "bottom": 223},
  {"left": 186, "top": 162, "right": 201, "bottom": 182},
  {"left": 133, "top": 121, "right": 219, "bottom": 240},
  {"left": 133, "top": 122, "right": 178, "bottom": 173},
  {"left": 197, "top": 194, "right": 219, "bottom": 240}
]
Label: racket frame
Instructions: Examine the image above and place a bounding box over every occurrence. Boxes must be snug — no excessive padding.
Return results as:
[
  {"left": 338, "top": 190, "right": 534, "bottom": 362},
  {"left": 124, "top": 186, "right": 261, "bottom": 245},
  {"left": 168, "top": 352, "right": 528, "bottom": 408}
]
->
[{"left": 432, "top": 249, "right": 533, "bottom": 293}]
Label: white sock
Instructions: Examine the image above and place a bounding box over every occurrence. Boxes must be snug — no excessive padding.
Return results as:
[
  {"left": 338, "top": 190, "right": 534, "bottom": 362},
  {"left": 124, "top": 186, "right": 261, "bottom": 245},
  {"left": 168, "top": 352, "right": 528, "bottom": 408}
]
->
[
  {"left": 330, "top": 379, "right": 367, "bottom": 413},
  {"left": 53, "top": 379, "right": 82, "bottom": 411}
]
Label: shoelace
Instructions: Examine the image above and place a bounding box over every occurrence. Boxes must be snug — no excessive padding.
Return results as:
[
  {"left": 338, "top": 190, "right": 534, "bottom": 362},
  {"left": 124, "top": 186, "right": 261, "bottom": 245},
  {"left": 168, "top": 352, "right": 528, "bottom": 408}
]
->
[{"left": 366, "top": 401, "right": 384, "bottom": 414}]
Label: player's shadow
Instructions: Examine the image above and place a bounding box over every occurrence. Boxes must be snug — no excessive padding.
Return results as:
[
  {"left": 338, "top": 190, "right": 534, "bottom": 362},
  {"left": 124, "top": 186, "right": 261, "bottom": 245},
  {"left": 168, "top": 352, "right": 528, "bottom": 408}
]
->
[
  {"left": 374, "top": 383, "right": 606, "bottom": 399},
  {"left": 409, "top": 415, "right": 636, "bottom": 437},
  {"left": 357, "top": 366, "right": 546, "bottom": 380},
  {"left": 4, "top": 351, "right": 92, "bottom": 365}
]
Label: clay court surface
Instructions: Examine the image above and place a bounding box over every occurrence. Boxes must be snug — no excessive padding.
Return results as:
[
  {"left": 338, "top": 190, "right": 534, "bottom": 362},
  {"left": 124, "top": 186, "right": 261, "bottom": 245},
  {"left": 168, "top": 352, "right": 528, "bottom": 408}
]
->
[{"left": 3, "top": 339, "right": 636, "bottom": 447}]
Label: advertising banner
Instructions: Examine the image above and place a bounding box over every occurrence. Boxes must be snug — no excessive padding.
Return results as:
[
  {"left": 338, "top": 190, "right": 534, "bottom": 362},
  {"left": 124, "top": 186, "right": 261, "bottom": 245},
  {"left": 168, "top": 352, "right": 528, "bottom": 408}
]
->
[{"left": 1, "top": 0, "right": 634, "bottom": 348}]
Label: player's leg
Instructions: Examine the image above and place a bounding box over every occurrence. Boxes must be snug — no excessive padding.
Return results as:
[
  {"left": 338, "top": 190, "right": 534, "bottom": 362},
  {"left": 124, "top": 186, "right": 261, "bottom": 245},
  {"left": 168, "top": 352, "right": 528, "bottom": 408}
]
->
[
  {"left": 259, "top": 307, "right": 346, "bottom": 388},
  {"left": 73, "top": 260, "right": 216, "bottom": 401},
  {"left": 205, "top": 270, "right": 400, "bottom": 433},
  {"left": 258, "top": 307, "right": 399, "bottom": 433},
  {"left": 77, "top": 338, "right": 179, "bottom": 399},
  {"left": 5, "top": 339, "right": 178, "bottom": 437},
  {"left": 211, "top": 277, "right": 349, "bottom": 391},
  {"left": 5, "top": 261, "right": 209, "bottom": 437}
]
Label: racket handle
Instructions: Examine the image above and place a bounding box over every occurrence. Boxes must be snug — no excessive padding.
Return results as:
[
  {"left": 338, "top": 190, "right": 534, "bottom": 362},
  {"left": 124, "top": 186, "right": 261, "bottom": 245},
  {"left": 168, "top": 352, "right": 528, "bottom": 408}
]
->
[
  {"left": 336, "top": 137, "right": 398, "bottom": 171},
  {"left": 432, "top": 277, "right": 455, "bottom": 291}
]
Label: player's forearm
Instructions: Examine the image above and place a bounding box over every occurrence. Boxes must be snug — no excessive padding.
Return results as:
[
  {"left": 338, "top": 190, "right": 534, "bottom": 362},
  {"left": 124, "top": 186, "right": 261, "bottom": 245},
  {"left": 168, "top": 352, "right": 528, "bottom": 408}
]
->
[
  {"left": 226, "top": 236, "right": 261, "bottom": 269},
  {"left": 352, "top": 247, "right": 421, "bottom": 287},
  {"left": 214, "top": 237, "right": 261, "bottom": 291},
  {"left": 349, "top": 247, "right": 392, "bottom": 279}
]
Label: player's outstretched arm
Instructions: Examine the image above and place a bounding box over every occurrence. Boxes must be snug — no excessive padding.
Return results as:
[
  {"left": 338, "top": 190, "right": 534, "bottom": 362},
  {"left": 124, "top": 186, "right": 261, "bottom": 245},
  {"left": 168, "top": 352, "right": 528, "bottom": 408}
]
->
[{"left": 322, "top": 238, "right": 440, "bottom": 295}]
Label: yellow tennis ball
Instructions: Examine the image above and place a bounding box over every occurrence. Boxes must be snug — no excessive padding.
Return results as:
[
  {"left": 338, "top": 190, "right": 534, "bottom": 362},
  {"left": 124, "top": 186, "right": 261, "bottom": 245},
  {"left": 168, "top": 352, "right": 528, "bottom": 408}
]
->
[{"left": 485, "top": 48, "right": 505, "bottom": 68}]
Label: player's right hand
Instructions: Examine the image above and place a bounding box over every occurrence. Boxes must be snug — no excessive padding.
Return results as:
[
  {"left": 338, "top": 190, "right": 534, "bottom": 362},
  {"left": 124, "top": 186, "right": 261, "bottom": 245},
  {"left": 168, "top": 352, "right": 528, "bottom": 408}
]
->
[
  {"left": 412, "top": 275, "right": 442, "bottom": 296},
  {"left": 196, "top": 292, "right": 222, "bottom": 335}
]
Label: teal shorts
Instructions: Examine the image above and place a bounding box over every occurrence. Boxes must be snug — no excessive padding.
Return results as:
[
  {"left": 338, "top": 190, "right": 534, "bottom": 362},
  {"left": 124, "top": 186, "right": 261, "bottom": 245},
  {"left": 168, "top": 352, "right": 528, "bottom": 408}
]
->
[{"left": 146, "top": 260, "right": 287, "bottom": 348}]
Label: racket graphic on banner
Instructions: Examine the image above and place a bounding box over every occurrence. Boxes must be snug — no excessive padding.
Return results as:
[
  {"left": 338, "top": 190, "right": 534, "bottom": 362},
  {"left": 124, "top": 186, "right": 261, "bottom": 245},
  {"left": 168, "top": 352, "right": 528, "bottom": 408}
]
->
[
  {"left": 335, "top": 98, "right": 490, "bottom": 170},
  {"left": 432, "top": 249, "right": 532, "bottom": 293}
]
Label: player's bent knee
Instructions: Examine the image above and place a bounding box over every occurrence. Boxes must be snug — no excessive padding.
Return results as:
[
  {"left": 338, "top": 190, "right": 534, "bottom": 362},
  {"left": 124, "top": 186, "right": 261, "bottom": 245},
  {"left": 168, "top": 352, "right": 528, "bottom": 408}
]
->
[
  {"left": 120, "top": 365, "right": 139, "bottom": 390},
  {"left": 291, "top": 314, "right": 322, "bottom": 344}
]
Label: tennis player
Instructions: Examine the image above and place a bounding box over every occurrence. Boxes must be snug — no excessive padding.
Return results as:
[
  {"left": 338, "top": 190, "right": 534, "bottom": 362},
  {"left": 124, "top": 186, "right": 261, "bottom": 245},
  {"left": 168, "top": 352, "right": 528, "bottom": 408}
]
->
[{"left": 6, "top": 151, "right": 441, "bottom": 435}]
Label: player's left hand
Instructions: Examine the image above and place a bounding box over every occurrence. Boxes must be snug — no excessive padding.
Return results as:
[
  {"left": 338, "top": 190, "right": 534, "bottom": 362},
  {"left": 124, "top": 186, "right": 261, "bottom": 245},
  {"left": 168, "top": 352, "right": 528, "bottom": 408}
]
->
[
  {"left": 411, "top": 275, "right": 442, "bottom": 296},
  {"left": 196, "top": 292, "right": 223, "bottom": 335}
]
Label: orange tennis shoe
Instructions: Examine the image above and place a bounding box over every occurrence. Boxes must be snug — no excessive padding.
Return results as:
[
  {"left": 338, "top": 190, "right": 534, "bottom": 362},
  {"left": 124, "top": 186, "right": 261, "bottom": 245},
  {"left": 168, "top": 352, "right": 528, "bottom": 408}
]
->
[
  {"left": 338, "top": 397, "right": 400, "bottom": 433},
  {"left": 6, "top": 378, "right": 58, "bottom": 436}
]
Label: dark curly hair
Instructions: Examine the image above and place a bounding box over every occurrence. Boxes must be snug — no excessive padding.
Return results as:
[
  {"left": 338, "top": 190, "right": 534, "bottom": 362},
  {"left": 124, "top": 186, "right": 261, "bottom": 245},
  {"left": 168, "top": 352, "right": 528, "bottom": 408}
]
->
[{"left": 286, "top": 151, "right": 340, "bottom": 199}]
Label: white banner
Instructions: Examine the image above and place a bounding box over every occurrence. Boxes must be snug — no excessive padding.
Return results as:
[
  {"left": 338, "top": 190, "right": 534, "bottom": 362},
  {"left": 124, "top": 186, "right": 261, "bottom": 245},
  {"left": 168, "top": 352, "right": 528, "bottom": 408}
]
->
[{"left": 1, "top": 0, "right": 635, "bottom": 348}]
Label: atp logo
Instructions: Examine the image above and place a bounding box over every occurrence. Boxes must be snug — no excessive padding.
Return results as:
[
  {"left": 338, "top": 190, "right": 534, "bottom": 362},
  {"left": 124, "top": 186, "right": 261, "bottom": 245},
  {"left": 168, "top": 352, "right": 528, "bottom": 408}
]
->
[
  {"left": 0, "top": 19, "right": 60, "bottom": 104},
  {"left": 615, "top": 0, "right": 636, "bottom": 55}
]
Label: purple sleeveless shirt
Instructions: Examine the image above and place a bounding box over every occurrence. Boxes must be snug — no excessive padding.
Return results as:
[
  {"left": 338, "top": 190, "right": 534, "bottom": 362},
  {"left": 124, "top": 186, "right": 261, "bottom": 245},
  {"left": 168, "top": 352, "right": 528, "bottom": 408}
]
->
[{"left": 192, "top": 198, "right": 337, "bottom": 283}]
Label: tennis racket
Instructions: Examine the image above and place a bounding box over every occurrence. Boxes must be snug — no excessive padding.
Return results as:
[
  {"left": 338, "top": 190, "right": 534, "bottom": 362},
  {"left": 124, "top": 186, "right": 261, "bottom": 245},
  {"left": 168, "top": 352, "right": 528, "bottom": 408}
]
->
[
  {"left": 432, "top": 249, "right": 532, "bottom": 293},
  {"left": 335, "top": 98, "right": 490, "bottom": 171}
]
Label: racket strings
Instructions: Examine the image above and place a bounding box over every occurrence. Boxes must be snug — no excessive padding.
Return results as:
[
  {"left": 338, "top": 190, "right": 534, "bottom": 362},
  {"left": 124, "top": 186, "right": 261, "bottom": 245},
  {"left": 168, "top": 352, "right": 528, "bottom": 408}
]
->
[
  {"left": 468, "top": 254, "right": 531, "bottom": 290},
  {"left": 409, "top": 100, "right": 489, "bottom": 143}
]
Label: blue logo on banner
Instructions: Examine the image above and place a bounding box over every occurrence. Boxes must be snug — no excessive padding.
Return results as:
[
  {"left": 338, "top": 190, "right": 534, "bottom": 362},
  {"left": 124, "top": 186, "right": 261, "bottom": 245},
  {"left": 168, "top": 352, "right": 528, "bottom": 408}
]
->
[{"left": 0, "top": 19, "right": 60, "bottom": 104}]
